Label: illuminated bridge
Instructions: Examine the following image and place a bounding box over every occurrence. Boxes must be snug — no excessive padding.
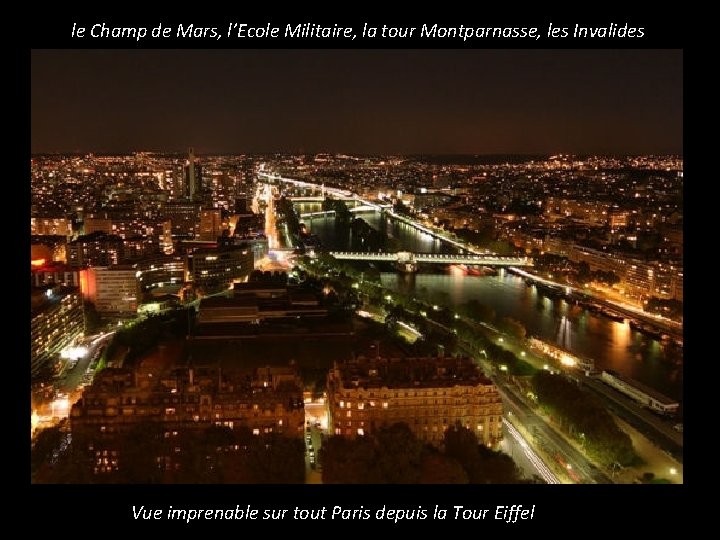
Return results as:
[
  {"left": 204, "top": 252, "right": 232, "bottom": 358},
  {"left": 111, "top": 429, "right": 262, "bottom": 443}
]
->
[
  {"left": 258, "top": 172, "right": 391, "bottom": 210},
  {"left": 258, "top": 171, "right": 510, "bottom": 254},
  {"left": 299, "top": 206, "right": 379, "bottom": 218},
  {"left": 329, "top": 251, "right": 533, "bottom": 271},
  {"left": 288, "top": 196, "right": 355, "bottom": 202}
]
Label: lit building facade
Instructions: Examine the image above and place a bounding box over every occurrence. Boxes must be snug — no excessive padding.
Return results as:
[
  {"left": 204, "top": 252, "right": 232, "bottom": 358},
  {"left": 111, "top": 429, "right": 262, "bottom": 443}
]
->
[
  {"left": 163, "top": 201, "right": 201, "bottom": 240},
  {"left": 83, "top": 217, "right": 113, "bottom": 235},
  {"left": 86, "top": 265, "right": 139, "bottom": 314},
  {"left": 327, "top": 355, "right": 503, "bottom": 447},
  {"left": 31, "top": 286, "right": 84, "bottom": 377},
  {"left": 31, "top": 263, "right": 84, "bottom": 289},
  {"left": 191, "top": 247, "right": 254, "bottom": 292},
  {"left": 135, "top": 255, "right": 187, "bottom": 292},
  {"left": 624, "top": 261, "right": 683, "bottom": 302},
  {"left": 70, "top": 364, "right": 305, "bottom": 474},
  {"left": 30, "top": 216, "right": 73, "bottom": 237},
  {"left": 67, "top": 232, "right": 124, "bottom": 267},
  {"left": 83, "top": 218, "right": 172, "bottom": 255},
  {"left": 162, "top": 163, "right": 186, "bottom": 200},
  {"left": 199, "top": 209, "right": 223, "bottom": 241},
  {"left": 31, "top": 236, "right": 68, "bottom": 264},
  {"left": 544, "top": 197, "right": 611, "bottom": 226},
  {"left": 121, "top": 236, "right": 162, "bottom": 261}
]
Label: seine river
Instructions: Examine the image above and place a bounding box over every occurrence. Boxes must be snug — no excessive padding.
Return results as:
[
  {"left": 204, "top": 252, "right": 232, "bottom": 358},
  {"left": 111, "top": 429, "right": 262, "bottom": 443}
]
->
[{"left": 299, "top": 205, "right": 683, "bottom": 400}]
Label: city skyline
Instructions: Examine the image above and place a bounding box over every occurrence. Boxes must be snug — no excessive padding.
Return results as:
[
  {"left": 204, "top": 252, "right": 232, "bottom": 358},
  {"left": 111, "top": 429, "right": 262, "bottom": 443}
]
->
[
  {"left": 31, "top": 46, "right": 683, "bottom": 486},
  {"left": 31, "top": 150, "right": 683, "bottom": 485},
  {"left": 31, "top": 49, "right": 683, "bottom": 155}
]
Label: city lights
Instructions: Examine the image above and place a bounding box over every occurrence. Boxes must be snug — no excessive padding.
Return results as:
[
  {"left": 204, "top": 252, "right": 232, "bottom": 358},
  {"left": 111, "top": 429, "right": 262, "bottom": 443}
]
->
[
  {"left": 60, "top": 345, "right": 89, "bottom": 360},
  {"left": 30, "top": 49, "right": 682, "bottom": 489}
]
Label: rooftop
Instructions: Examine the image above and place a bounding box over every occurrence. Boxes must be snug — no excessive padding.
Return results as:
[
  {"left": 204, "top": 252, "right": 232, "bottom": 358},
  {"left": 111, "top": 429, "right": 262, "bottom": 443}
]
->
[
  {"left": 31, "top": 286, "right": 80, "bottom": 317},
  {"left": 332, "top": 355, "right": 493, "bottom": 389}
]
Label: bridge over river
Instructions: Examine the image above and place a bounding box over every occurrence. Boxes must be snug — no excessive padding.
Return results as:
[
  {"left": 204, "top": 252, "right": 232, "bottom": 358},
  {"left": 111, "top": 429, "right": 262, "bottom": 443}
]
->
[{"left": 329, "top": 251, "right": 533, "bottom": 272}]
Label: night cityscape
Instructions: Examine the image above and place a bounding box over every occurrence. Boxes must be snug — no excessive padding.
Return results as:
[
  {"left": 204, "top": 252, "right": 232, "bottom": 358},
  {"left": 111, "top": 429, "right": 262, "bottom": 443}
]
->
[{"left": 30, "top": 49, "right": 682, "bottom": 484}]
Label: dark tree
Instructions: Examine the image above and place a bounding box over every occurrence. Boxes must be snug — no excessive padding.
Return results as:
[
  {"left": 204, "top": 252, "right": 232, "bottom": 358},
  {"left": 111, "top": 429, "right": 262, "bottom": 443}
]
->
[
  {"left": 31, "top": 426, "right": 64, "bottom": 478},
  {"left": 577, "top": 261, "right": 592, "bottom": 283},
  {"left": 444, "top": 423, "right": 523, "bottom": 484},
  {"left": 532, "top": 371, "right": 637, "bottom": 466},
  {"left": 321, "top": 435, "right": 384, "bottom": 483},
  {"left": 374, "top": 422, "right": 424, "bottom": 483},
  {"left": 419, "top": 451, "right": 469, "bottom": 484},
  {"left": 83, "top": 301, "right": 102, "bottom": 333}
]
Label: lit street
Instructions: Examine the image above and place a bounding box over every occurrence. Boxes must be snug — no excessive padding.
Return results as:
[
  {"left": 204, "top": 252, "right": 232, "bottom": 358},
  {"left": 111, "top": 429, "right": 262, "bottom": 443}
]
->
[
  {"left": 356, "top": 290, "right": 608, "bottom": 483},
  {"left": 500, "top": 418, "right": 559, "bottom": 484},
  {"left": 455, "top": 310, "right": 683, "bottom": 466},
  {"left": 304, "top": 397, "right": 327, "bottom": 483},
  {"left": 58, "top": 333, "right": 112, "bottom": 393},
  {"left": 492, "top": 372, "right": 610, "bottom": 484},
  {"left": 32, "top": 332, "right": 113, "bottom": 437},
  {"left": 304, "top": 425, "right": 323, "bottom": 484}
]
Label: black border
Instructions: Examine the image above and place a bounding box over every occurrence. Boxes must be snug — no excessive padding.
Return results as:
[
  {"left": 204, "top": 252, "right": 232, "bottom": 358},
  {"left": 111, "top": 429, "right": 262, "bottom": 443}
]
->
[
  {"left": 30, "top": 12, "right": 684, "bottom": 48},
  {"left": 24, "top": 8, "right": 689, "bottom": 534}
]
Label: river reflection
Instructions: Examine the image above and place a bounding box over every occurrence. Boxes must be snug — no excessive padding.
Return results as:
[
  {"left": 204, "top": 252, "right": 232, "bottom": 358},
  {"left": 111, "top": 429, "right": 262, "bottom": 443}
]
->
[{"left": 302, "top": 207, "right": 683, "bottom": 400}]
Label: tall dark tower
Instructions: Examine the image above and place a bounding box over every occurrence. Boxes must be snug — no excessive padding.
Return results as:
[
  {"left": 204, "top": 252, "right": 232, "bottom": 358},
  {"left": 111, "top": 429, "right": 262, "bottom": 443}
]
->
[
  {"left": 184, "top": 147, "right": 203, "bottom": 200},
  {"left": 187, "top": 147, "right": 196, "bottom": 200}
]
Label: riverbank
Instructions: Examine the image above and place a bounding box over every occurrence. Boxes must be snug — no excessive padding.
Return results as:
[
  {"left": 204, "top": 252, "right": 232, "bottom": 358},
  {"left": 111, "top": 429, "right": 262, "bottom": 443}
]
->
[{"left": 509, "top": 267, "right": 683, "bottom": 343}]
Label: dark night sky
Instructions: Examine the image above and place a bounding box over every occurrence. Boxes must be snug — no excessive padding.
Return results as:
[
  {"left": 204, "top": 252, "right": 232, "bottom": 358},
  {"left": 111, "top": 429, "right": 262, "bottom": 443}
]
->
[{"left": 31, "top": 49, "right": 682, "bottom": 155}]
